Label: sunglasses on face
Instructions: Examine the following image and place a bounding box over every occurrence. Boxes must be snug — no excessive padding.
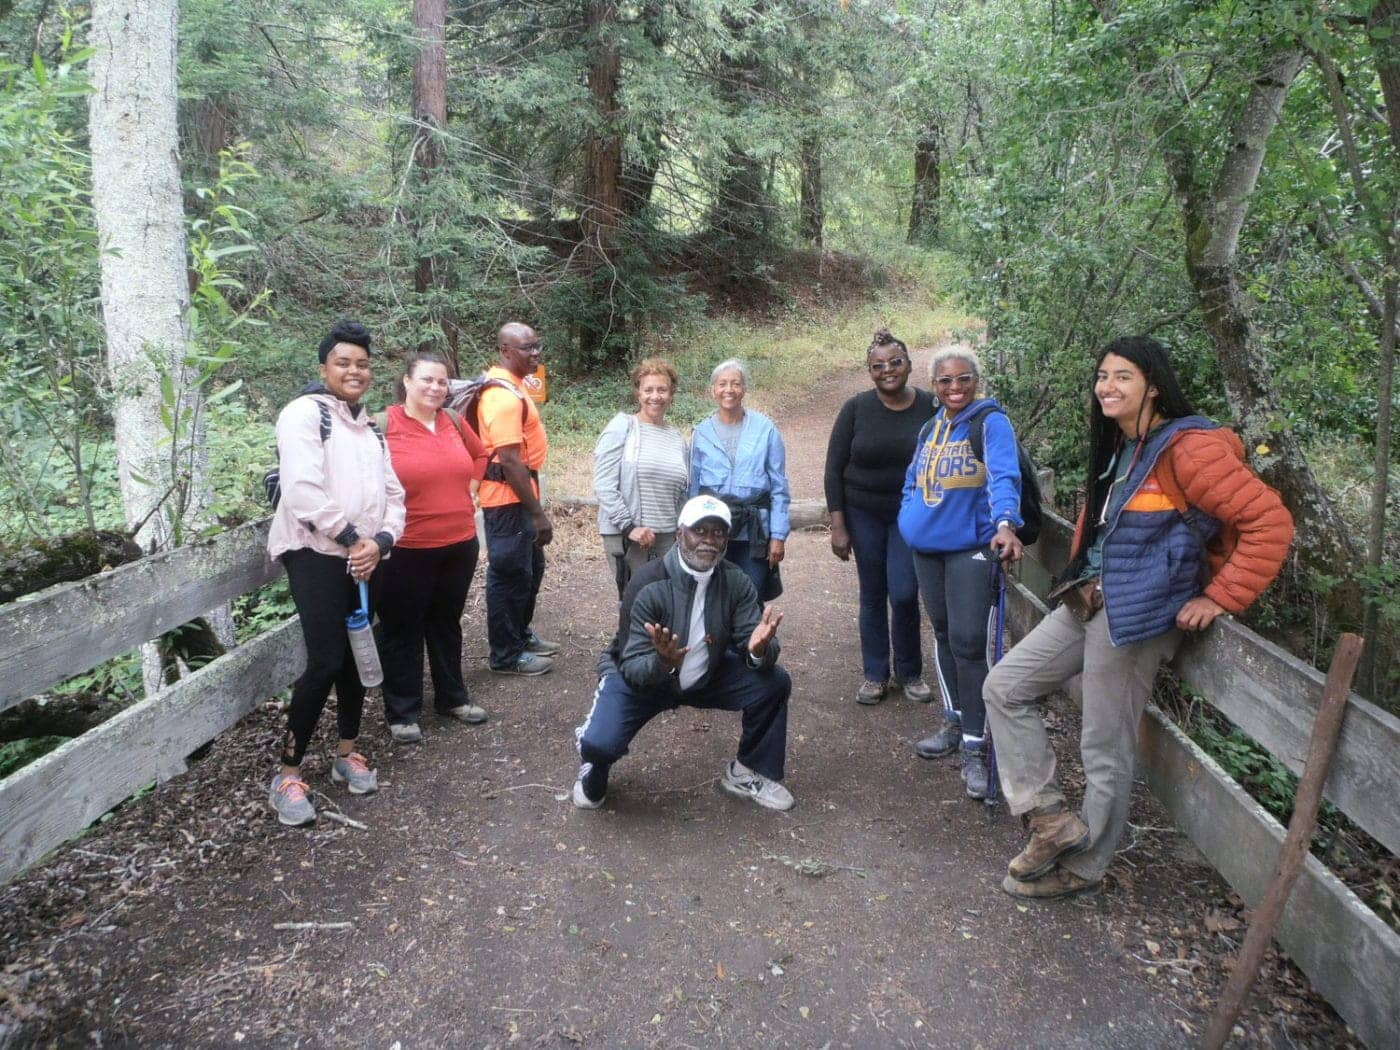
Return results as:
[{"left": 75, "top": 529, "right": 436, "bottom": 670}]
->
[
  {"left": 934, "top": 373, "right": 977, "bottom": 387},
  {"left": 869, "top": 358, "right": 907, "bottom": 372}
]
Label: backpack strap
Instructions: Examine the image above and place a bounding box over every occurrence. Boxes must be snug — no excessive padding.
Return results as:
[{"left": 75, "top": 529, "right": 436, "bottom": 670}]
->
[
  {"left": 443, "top": 407, "right": 472, "bottom": 446},
  {"left": 372, "top": 409, "right": 389, "bottom": 433},
  {"left": 964, "top": 404, "right": 1000, "bottom": 464}
]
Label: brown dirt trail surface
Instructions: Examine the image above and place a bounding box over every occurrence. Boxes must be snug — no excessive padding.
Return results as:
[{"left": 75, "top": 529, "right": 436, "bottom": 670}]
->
[{"left": 0, "top": 345, "right": 1356, "bottom": 1048}]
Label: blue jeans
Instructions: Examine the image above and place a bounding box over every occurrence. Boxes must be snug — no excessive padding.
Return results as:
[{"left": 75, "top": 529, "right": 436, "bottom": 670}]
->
[
  {"left": 577, "top": 651, "right": 792, "bottom": 781},
  {"left": 483, "top": 504, "right": 546, "bottom": 668},
  {"left": 724, "top": 539, "right": 771, "bottom": 601},
  {"left": 845, "top": 504, "right": 923, "bottom": 684}
]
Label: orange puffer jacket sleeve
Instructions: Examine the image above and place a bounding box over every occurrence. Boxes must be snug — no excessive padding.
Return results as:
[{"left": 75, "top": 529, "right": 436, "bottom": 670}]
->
[{"left": 1157, "top": 428, "right": 1294, "bottom": 613}]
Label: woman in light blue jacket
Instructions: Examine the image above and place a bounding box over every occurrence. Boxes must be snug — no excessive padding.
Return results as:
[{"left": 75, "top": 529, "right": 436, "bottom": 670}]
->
[
  {"left": 593, "top": 358, "right": 689, "bottom": 597},
  {"left": 688, "top": 359, "right": 791, "bottom": 599}
]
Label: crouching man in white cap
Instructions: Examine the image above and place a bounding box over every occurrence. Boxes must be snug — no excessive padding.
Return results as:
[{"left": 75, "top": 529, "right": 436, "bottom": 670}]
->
[{"left": 573, "top": 494, "right": 793, "bottom": 811}]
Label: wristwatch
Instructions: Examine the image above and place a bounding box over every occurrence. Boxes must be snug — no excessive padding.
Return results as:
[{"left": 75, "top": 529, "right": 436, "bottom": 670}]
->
[{"left": 997, "top": 519, "right": 1015, "bottom": 532}]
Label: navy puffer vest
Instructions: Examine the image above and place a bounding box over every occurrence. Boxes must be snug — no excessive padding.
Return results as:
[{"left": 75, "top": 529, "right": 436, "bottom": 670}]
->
[{"left": 1101, "top": 416, "right": 1222, "bottom": 646}]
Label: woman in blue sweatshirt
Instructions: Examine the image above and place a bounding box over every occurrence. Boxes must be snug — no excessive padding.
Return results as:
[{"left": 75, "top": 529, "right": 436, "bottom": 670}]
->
[{"left": 898, "top": 346, "right": 1024, "bottom": 799}]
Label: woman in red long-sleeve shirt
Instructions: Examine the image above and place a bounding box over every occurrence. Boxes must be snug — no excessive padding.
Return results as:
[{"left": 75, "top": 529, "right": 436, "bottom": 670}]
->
[{"left": 376, "top": 351, "right": 489, "bottom": 742}]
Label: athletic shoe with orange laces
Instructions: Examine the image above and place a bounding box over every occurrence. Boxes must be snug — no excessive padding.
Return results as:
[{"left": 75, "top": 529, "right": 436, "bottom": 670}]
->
[
  {"left": 331, "top": 752, "right": 379, "bottom": 795},
  {"left": 268, "top": 772, "right": 316, "bottom": 826}
]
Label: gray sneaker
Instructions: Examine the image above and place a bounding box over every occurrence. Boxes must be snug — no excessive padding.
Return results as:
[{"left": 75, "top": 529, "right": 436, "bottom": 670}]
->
[
  {"left": 855, "top": 680, "right": 887, "bottom": 705},
  {"left": 440, "top": 703, "right": 488, "bottom": 724},
  {"left": 721, "top": 760, "right": 795, "bottom": 812},
  {"left": 389, "top": 722, "right": 423, "bottom": 743},
  {"left": 524, "top": 631, "right": 562, "bottom": 657},
  {"left": 914, "top": 717, "right": 962, "bottom": 759},
  {"left": 901, "top": 678, "right": 934, "bottom": 702},
  {"left": 961, "top": 745, "right": 989, "bottom": 800},
  {"left": 331, "top": 752, "right": 379, "bottom": 795},
  {"left": 492, "top": 652, "right": 553, "bottom": 676},
  {"left": 269, "top": 773, "right": 316, "bottom": 826}
]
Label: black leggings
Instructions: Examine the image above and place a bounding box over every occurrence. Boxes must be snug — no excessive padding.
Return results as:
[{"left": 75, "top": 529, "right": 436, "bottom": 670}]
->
[
  {"left": 913, "top": 547, "right": 997, "bottom": 740},
  {"left": 280, "top": 548, "right": 380, "bottom": 766}
]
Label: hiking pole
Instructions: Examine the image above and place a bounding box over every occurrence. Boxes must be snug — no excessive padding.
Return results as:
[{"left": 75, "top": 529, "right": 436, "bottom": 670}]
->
[
  {"left": 984, "top": 558, "right": 1008, "bottom": 808},
  {"left": 1200, "top": 632, "right": 1363, "bottom": 1050}
]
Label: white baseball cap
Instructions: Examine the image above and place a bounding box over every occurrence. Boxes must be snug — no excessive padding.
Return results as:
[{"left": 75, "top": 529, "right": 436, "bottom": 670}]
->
[{"left": 677, "top": 495, "right": 731, "bottom": 529}]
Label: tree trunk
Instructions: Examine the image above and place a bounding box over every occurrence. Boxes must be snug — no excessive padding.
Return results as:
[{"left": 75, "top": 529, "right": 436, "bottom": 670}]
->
[
  {"left": 798, "top": 134, "right": 823, "bottom": 246},
  {"left": 1162, "top": 49, "right": 1361, "bottom": 619},
  {"left": 410, "top": 0, "right": 458, "bottom": 369},
  {"left": 620, "top": 0, "right": 666, "bottom": 219},
  {"left": 1359, "top": 0, "right": 1399, "bottom": 691},
  {"left": 705, "top": 6, "right": 774, "bottom": 268},
  {"left": 908, "top": 122, "right": 940, "bottom": 244},
  {"left": 578, "top": 0, "right": 625, "bottom": 362},
  {"left": 89, "top": 0, "right": 202, "bottom": 557}
]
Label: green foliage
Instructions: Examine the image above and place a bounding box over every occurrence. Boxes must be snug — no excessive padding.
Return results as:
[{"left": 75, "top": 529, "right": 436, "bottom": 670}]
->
[
  {"left": 233, "top": 578, "right": 296, "bottom": 642},
  {"left": 0, "top": 737, "right": 70, "bottom": 780},
  {"left": 0, "top": 37, "right": 107, "bottom": 538},
  {"left": 50, "top": 649, "right": 143, "bottom": 706}
]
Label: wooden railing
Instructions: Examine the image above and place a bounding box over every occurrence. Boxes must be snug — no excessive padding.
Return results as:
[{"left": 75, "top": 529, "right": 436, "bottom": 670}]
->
[
  {"left": 1009, "top": 510, "right": 1399, "bottom": 1049},
  {"left": 0, "top": 520, "right": 300, "bottom": 884}
]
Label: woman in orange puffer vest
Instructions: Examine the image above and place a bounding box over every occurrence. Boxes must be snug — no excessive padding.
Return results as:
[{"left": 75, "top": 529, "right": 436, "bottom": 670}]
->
[{"left": 983, "top": 336, "right": 1293, "bottom": 901}]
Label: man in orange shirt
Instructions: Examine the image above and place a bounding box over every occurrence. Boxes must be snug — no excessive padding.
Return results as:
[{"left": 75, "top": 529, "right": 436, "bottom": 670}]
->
[{"left": 479, "top": 322, "right": 560, "bottom": 675}]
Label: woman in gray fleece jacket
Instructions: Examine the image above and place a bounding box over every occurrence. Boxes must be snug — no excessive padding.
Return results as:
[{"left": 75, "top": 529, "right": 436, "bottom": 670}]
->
[{"left": 592, "top": 357, "right": 689, "bottom": 597}]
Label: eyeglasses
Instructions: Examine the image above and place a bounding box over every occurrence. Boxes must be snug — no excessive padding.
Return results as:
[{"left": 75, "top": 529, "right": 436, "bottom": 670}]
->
[
  {"left": 685, "top": 523, "right": 730, "bottom": 542},
  {"left": 934, "top": 373, "right": 977, "bottom": 387},
  {"left": 513, "top": 341, "right": 542, "bottom": 353},
  {"left": 869, "top": 358, "right": 907, "bottom": 372}
]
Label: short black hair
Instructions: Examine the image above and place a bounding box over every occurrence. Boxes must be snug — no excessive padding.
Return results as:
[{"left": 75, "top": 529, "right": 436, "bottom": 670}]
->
[{"left": 318, "top": 319, "right": 372, "bottom": 363}]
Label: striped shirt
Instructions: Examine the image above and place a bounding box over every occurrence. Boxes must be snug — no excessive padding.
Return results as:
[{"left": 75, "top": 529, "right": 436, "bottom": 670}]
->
[{"left": 635, "top": 421, "right": 689, "bottom": 530}]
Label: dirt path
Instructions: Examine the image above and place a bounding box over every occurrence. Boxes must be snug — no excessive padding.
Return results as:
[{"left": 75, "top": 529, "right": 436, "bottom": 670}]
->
[{"left": 0, "top": 346, "right": 1354, "bottom": 1048}]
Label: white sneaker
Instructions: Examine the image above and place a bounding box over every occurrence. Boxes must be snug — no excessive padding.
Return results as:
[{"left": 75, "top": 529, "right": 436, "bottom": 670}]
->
[
  {"left": 389, "top": 722, "right": 423, "bottom": 743},
  {"left": 721, "top": 760, "right": 795, "bottom": 811},
  {"left": 572, "top": 762, "right": 606, "bottom": 809}
]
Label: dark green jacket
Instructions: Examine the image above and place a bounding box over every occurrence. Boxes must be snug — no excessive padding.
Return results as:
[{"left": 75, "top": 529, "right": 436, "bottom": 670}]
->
[{"left": 598, "top": 544, "right": 779, "bottom": 693}]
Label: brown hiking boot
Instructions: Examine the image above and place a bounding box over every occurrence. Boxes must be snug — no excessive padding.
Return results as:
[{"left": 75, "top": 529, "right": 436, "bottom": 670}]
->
[
  {"left": 1000, "top": 867, "right": 1101, "bottom": 901},
  {"left": 1007, "top": 808, "right": 1090, "bottom": 881}
]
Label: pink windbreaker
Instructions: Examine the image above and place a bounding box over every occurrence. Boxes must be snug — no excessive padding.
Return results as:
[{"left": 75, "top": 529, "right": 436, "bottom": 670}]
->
[{"left": 267, "top": 393, "right": 406, "bottom": 560}]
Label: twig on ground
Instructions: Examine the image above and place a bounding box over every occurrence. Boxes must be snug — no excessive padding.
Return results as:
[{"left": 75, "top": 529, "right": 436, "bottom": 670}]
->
[
  {"left": 273, "top": 921, "right": 354, "bottom": 931},
  {"left": 502, "top": 783, "right": 566, "bottom": 793},
  {"left": 650, "top": 775, "right": 719, "bottom": 796},
  {"left": 321, "top": 811, "right": 369, "bottom": 830},
  {"left": 72, "top": 849, "right": 122, "bottom": 863}
]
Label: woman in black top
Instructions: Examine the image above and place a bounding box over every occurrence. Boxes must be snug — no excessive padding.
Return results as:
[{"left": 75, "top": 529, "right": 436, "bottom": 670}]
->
[{"left": 824, "top": 329, "right": 938, "bottom": 704}]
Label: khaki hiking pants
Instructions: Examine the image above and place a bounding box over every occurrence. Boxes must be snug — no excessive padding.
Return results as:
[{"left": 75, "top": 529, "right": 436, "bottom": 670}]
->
[{"left": 983, "top": 604, "right": 1181, "bottom": 881}]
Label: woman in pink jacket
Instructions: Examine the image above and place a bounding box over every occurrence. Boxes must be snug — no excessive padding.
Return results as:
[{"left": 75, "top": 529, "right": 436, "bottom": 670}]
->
[{"left": 265, "top": 320, "right": 406, "bottom": 827}]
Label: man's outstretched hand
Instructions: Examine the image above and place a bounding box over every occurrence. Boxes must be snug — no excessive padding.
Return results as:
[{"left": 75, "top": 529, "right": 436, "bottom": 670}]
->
[
  {"left": 645, "top": 622, "right": 689, "bottom": 671},
  {"left": 747, "top": 603, "right": 783, "bottom": 658}
]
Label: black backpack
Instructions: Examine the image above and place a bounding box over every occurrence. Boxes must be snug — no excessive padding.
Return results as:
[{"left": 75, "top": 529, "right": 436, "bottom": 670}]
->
[
  {"left": 913, "top": 404, "right": 1042, "bottom": 545},
  {"left": 965, "top": 404, "right": 1042, "bottom": 545}
]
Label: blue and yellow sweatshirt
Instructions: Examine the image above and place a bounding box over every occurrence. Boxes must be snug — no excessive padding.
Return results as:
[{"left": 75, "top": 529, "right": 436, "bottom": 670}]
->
[{"left": 897, "top": 397, "right": 1023, "bottom": 554}]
